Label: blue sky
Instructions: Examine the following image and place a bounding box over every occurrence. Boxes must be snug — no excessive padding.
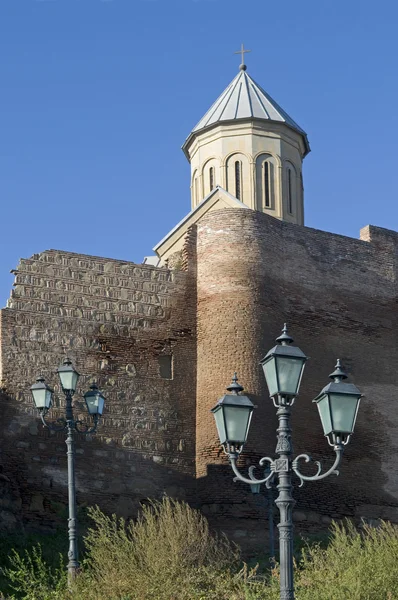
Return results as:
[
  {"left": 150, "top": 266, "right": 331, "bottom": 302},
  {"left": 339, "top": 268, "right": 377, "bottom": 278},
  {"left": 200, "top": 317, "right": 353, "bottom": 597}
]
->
[{"left": 1, "top": 0, "right": 398, "bottom": 305}]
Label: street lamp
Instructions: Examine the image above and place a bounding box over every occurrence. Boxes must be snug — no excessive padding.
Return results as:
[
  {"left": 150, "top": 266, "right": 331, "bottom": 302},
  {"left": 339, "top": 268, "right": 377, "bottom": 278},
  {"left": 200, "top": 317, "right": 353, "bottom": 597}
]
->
[
  {"left": 211, "top": 325, "right": 362, "bottom": 600},
  {"left": 30, "top": 358, "right": 105, "bottom": 584}
]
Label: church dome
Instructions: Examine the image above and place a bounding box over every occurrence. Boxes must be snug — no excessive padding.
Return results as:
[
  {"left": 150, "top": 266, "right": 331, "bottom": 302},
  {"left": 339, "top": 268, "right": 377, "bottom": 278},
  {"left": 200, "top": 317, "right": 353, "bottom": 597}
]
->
[
  {"left": 183, "top": 68, "right": 310, "bottom": 157},
  {"left": 183, "top": 60, "right": 310, "bottom": 226}
]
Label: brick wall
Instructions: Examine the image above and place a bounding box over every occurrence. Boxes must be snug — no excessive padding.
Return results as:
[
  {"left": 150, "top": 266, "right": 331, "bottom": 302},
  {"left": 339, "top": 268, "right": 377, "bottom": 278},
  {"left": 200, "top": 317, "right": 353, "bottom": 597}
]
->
[
  {"left": 196, "top": 208, "right": 398, "bottom": 547},
  {"left": 0, "top": 248, "right": 196, "bottom": 529}
]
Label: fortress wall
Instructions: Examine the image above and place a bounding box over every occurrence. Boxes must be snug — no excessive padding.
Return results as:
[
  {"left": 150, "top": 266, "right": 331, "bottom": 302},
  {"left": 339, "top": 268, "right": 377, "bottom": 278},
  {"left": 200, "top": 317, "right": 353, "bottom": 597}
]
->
[
  {"left": 0, "top": 210, "right": 397, "bottom": 549},
  {"left": 196, "top": 208, "right": 398, "bottom": 545},
  {"left": 0, "top": 249, "right": 196, "bottom": 528}
]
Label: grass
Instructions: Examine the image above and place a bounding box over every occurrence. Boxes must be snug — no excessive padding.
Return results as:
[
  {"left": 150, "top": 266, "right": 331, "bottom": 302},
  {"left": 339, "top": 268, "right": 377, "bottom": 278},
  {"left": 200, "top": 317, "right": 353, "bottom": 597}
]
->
[{"left": 1, "top": 499, "right": 398, "bottom": 599}]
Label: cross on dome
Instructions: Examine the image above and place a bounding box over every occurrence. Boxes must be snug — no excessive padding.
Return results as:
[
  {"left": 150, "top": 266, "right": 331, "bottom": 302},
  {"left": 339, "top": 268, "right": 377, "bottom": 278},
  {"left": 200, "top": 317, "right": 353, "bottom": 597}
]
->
[{"left": 234, "top": 43, "right": 251, "bottom": 71}]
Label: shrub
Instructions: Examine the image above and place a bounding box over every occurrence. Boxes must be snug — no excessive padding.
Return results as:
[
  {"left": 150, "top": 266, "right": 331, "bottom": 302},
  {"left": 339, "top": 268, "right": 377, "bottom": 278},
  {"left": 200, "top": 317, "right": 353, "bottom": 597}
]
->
[
  {"left": 72, "top": 496, "right": 245, "bottom": 600},
  {"left": 1, "top": 544, "right": 67, "bottom": 600},
  {"left": 293, "top": 520, "right": 398, "bottom": 600},
  {"left": 6, "top": 504, "right": 398, "bottom": 600}
]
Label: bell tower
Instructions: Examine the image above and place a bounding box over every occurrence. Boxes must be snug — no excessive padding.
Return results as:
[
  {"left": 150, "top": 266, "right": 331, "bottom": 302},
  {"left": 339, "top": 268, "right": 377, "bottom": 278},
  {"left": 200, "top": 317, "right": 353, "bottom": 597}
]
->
[{"left": 182, "top": 48, "right": 310, "bottom": 226}]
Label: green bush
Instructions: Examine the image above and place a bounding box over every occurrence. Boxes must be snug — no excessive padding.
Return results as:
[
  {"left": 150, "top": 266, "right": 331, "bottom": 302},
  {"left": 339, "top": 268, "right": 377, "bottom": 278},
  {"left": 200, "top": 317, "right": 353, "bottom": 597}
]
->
[
  {"left": 72, "top": 496, "right": 247, "bottom": 600},
  {"left": 293, "top": 520, "right": 398, "bottom": 600},
  {"left": 1, "top": 544, "right": 67, "bottom": 600},
  {"left": 4, "top": 502, "right": 398, "bottom": 600}
]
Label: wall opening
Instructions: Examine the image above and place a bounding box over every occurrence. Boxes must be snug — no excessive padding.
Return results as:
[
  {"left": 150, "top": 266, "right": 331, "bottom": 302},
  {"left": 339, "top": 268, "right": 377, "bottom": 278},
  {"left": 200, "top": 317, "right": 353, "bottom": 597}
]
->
[
  {"left": 287, "top": 168, "right": 293, "bottom": 214},
  {"left": 264, "top": 161, "right": 271, "bottom": 208},
  {"left": 235, "top": 161, "right": 241, "bottom": 200},
  {"left": 159, "top": 355, "right": 173, "bottom": 380}
]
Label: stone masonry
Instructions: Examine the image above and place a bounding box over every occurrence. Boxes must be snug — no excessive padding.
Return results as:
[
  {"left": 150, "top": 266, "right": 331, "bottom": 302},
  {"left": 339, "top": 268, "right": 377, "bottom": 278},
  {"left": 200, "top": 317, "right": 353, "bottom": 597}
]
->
[{"left": 0, "top": 244, "right": 196, "bottom": 530}]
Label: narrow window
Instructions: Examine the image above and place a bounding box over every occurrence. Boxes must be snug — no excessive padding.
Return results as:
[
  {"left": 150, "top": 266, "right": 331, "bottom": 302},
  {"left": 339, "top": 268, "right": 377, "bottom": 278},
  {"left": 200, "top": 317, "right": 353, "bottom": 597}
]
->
[
  {"left": 264, "top": 161, "right": 271, "bottom": 208},
  {"left": 159, "top": 355, "right": 173, "bottom": 380},
  {"left": 194, "top": 178, "right": 199, "bottom": 203},
  {"left": 288, "top": 169, "right": 293, "bottom": 214},
  {"left": 209, "top": 167, "right": 214, "bottom": 191},
  {"left": 235, "top": 161, "right": 241, "bottom": 200}
]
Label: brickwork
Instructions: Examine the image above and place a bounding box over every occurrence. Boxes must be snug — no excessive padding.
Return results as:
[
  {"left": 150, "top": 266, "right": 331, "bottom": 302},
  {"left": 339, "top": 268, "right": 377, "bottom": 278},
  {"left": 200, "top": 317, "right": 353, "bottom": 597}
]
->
[
  {"left": 195, "top": 208, "right": 398, "bottom": 545},
  {"left": 0, "top": 249, "right": 196, "bottom": 528}
]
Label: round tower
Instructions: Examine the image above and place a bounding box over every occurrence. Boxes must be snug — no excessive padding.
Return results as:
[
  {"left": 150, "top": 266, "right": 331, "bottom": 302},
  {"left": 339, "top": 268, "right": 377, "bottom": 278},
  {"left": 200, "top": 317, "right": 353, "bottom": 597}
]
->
[
  {"left": 195, "top": 208, "right": 285, "bottom": 478},
  {"left": 182, "top": 63, "right": 310, "bottom": 226}
]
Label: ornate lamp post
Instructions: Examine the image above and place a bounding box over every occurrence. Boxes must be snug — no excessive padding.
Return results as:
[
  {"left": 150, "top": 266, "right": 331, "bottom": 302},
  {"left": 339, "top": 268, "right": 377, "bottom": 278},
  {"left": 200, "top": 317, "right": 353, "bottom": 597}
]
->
[
  {"left": 211, "top": 325, "right": 362, "bottom": 600},
  {"left": 30, "top": 358, "right": 105, "bottom": 584}
]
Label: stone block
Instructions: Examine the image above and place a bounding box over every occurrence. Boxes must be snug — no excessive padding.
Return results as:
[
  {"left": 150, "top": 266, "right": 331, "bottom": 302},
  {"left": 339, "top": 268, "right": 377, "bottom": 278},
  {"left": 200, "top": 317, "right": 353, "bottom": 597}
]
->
[
  {"left": 293, "top": 511, "right": 307, "bottom": 522},
  {"left": 30, "top": 494, "right": 44, "bottom": 512},
  {"left": 232, "top": 530, "right": 247, "bottom": 539},
  {"left": 16, "top": 441, "right": 30, "bottom": 449}
]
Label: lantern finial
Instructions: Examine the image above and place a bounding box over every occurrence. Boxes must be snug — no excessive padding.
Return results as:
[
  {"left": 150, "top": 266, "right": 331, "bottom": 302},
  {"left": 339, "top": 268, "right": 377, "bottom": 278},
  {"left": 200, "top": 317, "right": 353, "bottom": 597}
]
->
[
  {"left": 276, "top": 323, "right": 294, "bottom": 346},
  {"left": 329, "top": 359, "right": 348, "bottom": 382},
  {"left": 227, "top": 372, "right": 244, "bottom": 394}
]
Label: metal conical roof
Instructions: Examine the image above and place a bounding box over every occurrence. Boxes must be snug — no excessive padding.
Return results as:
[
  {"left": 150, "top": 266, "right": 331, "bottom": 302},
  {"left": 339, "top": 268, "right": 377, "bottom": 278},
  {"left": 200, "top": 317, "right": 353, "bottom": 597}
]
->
[{"left": 184, "top": 68, "right": 309, "bottom": 155}]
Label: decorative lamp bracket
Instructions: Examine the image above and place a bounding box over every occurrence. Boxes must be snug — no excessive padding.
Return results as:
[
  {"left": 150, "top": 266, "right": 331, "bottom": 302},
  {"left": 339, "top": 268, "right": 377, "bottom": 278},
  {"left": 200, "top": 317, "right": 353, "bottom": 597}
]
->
[
  {"left": 292, "top": 444, "right": 344, "bottom": 488},
  {"left": 230, "top": 454, "right": 276, "bottom": 486}
]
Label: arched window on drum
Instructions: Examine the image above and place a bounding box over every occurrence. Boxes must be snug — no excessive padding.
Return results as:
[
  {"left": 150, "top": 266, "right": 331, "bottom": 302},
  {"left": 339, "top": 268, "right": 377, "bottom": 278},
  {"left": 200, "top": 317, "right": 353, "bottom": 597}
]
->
[
  {"left": 286, "top": 163, "right": 297, "bottom": 215},
  {"left": 234, "top": 161, "right": 242, "bottom": 200},
  {"left": 209, "top": 167, "right": 215, "bottom": 192},
  {"left": 192, "top": 170, "right": 199, "bottom": 205},
  {"left": 226, "top": 154, "right": 247, "bottom": 202},
  {"left": 255, "top": 154, "right": 276, "bottom": 211}
]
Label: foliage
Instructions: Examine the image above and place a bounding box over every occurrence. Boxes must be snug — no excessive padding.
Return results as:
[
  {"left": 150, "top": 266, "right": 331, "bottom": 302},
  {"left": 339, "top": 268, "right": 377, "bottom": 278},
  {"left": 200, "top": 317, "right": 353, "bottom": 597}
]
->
[
  {"left": 0, "top": 529, "right": 67, "bottom": 599},
  {"left": 3, "top": 504, "right": 398, "bottom": 599},
  {"left": 293, "top": 520, "right": 398, "bottom": 600},
  {"left": 71, "top": 496, "right": 244, "bottom": 600},
  {"left": 1, "top": 545, "right": 67, "bottom": 600}
]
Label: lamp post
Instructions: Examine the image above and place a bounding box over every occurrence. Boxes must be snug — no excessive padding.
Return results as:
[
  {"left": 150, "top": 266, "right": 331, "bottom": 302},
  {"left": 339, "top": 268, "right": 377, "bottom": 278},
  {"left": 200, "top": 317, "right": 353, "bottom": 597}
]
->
[
  {"left": 30, "top": 358, "right": 105, "bottom": 584},
  {"left": 211, "top": 325, "right": 362, "bottom": 600}
]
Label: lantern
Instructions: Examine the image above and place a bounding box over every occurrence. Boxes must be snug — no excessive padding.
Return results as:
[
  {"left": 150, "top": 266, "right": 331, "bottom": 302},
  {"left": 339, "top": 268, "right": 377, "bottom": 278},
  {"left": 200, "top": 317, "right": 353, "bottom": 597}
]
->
[
  {"left": 30, "top": 376, "right": 54, "bottom": 411},
  {"left": 57, "top": 358, "right": 80, "bottom": 393},
  {"left": 313, "top": 360, "right": 362, "bottom": 446},
  {"left": 83, "top": 384, "right": 106, "bottom": 416},
  {"left": 261, "top": 324, "right": 308, "bottom": 399},
  {"left": 211, "top": 374, "right": 254, "bottom": 453}
]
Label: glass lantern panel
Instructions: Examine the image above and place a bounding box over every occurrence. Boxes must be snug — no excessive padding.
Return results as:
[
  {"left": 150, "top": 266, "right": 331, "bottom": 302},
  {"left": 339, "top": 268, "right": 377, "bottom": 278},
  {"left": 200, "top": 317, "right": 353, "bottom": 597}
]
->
[
  {"left": 276, "top": 356, "right": 304, "bottom": 395},
  {"left": 224, "top": 406, "right": 252, "bottom": 443},
  {"left": 32, "top": 388, "right": 52, "bottom": 409},
  {"left": 213, "top": 407, "right": 227, "bottom": 445},
  {"left": 263, "top": 357, "right": 278, "bottom": 397},
  {"left": 45, "top": 390, "right": 53, "bottom": 409},
  {"left": 276, "top": 356, "right": 304, "bottom": 396},
  {"left": 329, "top": 393, "right": 359, "bottom": 433},
  {"left": 276, "top": 356, "right": 305, "bottom": 396},
  {"left": 59, "top": 370, "right": 79, "bottom": 392},
  {"left": 96, "top": 395, "right": 105, "bottom": 415},
  {"left": 86, "top": 394, "right": 105, "bottom": 416},
  {"left": 317, "top": 395, "right": 332, "bottom": 436}
]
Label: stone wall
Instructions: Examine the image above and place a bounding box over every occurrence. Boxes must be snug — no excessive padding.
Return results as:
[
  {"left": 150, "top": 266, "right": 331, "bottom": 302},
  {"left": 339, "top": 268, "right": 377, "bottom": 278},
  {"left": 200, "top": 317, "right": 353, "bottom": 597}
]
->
[
  {"left": 0, "top": 248, "right": 196, "bottom": 530},
  {"left": 195, "top": 208, "right": 398, "bottom": 547}
]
